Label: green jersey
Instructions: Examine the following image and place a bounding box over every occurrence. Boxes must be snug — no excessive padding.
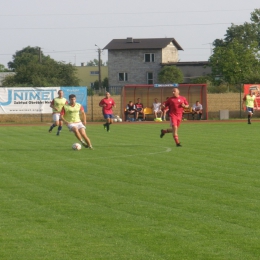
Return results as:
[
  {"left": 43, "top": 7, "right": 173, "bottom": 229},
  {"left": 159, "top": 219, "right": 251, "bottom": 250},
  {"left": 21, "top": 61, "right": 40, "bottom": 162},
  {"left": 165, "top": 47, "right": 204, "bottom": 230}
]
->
[
  {"left": 246, "top": 95, "right": 255, "bottom": 108},
  {"left": 62, "top": 103, "right": 83, "bottom": 123},
  {"left": 52, "top": 97, "right": 67, "bottom": 113}
]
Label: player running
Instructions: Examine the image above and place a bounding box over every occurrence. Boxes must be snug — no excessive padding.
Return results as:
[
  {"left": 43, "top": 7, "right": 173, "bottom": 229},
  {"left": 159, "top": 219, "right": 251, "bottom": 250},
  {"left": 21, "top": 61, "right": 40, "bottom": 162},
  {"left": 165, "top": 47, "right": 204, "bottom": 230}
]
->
[
  {"left": 49, "top": 90, "right": 68, "bottom": 135},
  {"left": 60, "top": 94, "right": 93, "bottom": 150},
  {"left": 160, "top": 87, "right": 189, "bottom": 147},
  {"left": 99, "top": 92, "right": 116, "bottom": 132}
]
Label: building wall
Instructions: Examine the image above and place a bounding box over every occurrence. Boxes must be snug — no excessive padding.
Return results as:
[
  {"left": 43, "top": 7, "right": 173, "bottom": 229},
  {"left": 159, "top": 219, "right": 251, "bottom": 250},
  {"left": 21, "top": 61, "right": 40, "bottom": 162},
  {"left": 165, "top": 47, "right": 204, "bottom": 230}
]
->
[
  {"left": 162, "top": 43, "right": 179, "bottom": 63},
  {"left": 108, "top": 49, "right": 162, "bottom": 86},
  {"left": 76, "top": 66, "right": 108, "bottom": 87},
  {"left": 0, "top": 93, "right": 247, "bottom": 123},
  {"left": 175, "top": 64, "right": 211, "bottom": 83}
]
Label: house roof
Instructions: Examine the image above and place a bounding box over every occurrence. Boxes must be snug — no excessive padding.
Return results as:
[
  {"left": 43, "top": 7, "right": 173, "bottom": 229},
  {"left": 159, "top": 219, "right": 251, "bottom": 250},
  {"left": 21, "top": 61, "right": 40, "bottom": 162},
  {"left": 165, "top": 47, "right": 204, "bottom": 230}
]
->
[{"left": 103, "top": 37, "right": 183, "bottom": 51}]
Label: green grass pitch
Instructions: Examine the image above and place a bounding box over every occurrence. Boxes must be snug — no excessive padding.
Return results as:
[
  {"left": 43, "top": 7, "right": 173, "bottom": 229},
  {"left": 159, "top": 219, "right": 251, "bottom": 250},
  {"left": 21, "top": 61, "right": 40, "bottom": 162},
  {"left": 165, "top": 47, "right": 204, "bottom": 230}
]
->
[{"left": 0, "top": 121, "right": 260, "bottom": 260}]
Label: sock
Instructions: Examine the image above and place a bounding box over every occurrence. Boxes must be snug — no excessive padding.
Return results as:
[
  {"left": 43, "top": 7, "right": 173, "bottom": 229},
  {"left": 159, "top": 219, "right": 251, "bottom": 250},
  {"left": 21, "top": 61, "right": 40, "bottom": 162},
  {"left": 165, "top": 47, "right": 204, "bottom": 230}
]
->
[
  {"left": 49, "top": 124, "right": 56, "bottom": 130},
  {"left": 174, "top": 135, "right": 180, "bottom": 145},
  {"left": 80, "top": 139, "right": 88, "bottom": 146},
  {"left": 107, "top": 123, "right": 111, "bottom": 131},
  {"left": 58, "top": 126, "right": 62, "bottom": 131}
]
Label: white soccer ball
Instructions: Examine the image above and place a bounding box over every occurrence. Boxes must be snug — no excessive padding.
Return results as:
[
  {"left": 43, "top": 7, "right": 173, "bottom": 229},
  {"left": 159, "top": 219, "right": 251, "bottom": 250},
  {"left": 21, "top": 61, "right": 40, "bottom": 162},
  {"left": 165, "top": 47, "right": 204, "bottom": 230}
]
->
[
  {"left": 114, "top": 118, "right": 118, "bottom": 122},
  {"left": 72, "top": 143, "right": 82, "bottom": 150},
  {"left": 118, "top": 118, "right": 122, "bottom": 122}
]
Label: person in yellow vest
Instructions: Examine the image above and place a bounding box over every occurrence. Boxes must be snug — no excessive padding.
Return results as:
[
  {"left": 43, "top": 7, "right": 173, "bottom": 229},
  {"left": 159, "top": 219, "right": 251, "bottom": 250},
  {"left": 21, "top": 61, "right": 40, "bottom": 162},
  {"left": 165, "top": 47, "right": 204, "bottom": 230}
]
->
[
  {"left": 243, "top": 89, "right": 259, "bottom": 124},
  {"left": 60, "top": 94, "right": 93, "bottom": 149},
  {"left": 49, "top": 90, "right": 68, "bottom": 135}
]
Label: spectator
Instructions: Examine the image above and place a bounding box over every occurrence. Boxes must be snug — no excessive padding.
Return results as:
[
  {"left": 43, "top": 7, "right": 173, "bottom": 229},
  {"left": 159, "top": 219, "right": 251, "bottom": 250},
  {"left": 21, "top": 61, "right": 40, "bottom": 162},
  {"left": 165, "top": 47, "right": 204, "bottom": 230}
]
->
[
  {"left": 135, "top": 98, "right": 145, "bottom": 121},
  {"left": 192, "top": 101, "right": 203, "bottom": 120},
  {"left": 125, "top": 101, "right": 136, "bottom": 121},
  {"left": 152, "top": 98, "right": 162, "bottom": 119}
]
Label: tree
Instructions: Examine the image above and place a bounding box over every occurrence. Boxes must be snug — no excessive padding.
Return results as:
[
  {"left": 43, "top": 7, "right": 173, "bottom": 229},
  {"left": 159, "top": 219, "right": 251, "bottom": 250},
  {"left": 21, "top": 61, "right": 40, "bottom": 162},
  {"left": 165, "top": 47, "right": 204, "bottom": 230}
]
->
[
  {"left": 224, "top": 9, "right": 260, "bottom": 48},
  {"left": 92, "top": 77, "right": 109, "bottom": 90},
  {"left": 3, "top": 46, "right": 80, "bottom": 87},
  {"left": 210, "top": 39, "right": 260, "bottom": 85},
  {"left": 0, "top": 64, "right": 10, "bottom": 72},
  {"left": 86, "top": 59, "right": 107, "bottom": 66},
  {"left": 158, "top": 66, "right": 183, "bottom": 84},
  {"left": 190, "top": 76, "right": 211, "bottom": 84},
  {"left": 102, "top": 77, "right": 109, "bottom": 90},
  {"left": 209, "top": 9, "right": 260, "bottom": 86}
]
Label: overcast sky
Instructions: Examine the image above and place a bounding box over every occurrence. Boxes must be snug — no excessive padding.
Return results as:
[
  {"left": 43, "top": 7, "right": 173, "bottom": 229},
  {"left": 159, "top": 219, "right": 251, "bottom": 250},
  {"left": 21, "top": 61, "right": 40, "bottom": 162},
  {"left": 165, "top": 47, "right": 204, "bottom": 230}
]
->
[{"left": 0, "top": 0, "right": 259, "bottom": 67}]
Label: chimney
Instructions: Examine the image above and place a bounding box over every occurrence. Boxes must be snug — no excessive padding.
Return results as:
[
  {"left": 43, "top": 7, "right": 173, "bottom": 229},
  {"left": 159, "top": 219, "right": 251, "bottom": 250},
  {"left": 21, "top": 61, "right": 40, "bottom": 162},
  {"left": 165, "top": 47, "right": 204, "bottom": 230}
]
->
[{"left": 126, "top": 37, "right": 133, "bottom": 43}]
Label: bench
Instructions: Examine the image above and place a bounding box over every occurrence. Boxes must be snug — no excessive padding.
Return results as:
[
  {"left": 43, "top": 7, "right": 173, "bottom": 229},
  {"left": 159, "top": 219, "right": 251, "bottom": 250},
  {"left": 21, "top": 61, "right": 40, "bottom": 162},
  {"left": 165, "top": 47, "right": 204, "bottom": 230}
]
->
[
  {"left": 143, "top": 107, "right": 154, "bottom": 120},
  {"left": 124, "top": 107, "right": 154, "bottom": 121},
  {"left": 182, "top": 107, "right": 193, "bottom": 120}
]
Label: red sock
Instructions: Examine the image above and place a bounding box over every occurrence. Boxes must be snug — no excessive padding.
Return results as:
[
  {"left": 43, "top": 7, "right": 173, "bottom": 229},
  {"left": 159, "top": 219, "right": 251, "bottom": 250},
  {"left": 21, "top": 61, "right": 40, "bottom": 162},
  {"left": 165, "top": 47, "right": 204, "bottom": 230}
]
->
[
  {"left": 174, "top": 135, "right": 180, "bottom": 144},
  {"left": 162, "top": 130, "right": 167, "bottom": 134}
]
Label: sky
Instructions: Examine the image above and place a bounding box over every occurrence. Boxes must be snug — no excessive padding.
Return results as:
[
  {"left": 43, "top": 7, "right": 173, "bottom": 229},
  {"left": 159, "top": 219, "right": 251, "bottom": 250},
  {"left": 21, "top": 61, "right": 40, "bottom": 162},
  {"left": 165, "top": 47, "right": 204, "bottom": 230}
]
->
[{"left": 0, "top": 0, "right": 259, "bottom": 68}]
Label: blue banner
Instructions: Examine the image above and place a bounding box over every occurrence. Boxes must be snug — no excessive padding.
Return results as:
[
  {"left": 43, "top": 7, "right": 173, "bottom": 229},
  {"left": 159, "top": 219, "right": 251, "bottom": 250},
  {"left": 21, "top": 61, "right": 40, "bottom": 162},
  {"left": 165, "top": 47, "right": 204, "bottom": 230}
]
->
[
  {"left": 61, "top": 86, "right": 87, "bottom": 112},
  {"left": 154, "top": 84, "right": 179, "bottom": 88},
  {"left": 0, "top": 86, "right": 87, "bottom": 114}
]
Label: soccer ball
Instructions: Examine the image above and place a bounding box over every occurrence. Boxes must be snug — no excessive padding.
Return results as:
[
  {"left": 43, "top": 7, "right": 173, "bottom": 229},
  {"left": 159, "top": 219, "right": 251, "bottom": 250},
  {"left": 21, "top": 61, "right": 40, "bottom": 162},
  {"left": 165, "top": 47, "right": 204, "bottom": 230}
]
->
[
  {"left": 114, "top": 118, "right": 118, "bottom": 122},
  {"left": 72, "top": 143, "right": 81, "bottom": 150},
  {"left": 118, "top": 118, "right": 122, "bottom": 122}
]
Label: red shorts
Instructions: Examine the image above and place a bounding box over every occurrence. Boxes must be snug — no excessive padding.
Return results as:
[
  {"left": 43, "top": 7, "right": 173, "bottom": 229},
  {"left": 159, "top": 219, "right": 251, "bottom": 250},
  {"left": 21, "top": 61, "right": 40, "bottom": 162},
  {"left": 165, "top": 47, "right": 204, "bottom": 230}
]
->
[{"left": 169, "top": 115, "right": 182, "bottom": 127}]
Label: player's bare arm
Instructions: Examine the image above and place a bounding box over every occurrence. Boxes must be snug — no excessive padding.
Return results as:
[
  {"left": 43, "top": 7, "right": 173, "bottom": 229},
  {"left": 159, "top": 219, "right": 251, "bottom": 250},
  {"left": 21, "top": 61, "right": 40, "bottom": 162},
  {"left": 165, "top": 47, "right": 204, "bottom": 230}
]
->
[
  {"left": 81, "top": 110, "right": 87, "bottom": 125},
  {"left": 60, "top": 115, "right": 68, "bottom": 125}
]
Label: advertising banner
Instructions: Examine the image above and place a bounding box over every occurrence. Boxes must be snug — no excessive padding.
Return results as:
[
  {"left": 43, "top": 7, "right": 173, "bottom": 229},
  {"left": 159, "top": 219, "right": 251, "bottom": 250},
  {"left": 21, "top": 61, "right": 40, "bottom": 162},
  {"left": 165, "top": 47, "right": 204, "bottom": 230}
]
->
[
  {"left": 243, "top": 84, "right": 260, "bottom": 110},
  {"left": 0, "top": 86, "right": 87, "bottom": 114}
]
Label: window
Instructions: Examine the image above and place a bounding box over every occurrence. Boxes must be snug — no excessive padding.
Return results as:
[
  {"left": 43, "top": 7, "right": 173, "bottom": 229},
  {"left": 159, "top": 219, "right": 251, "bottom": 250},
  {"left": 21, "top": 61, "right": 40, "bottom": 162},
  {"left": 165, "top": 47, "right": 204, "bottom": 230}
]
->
[
  {"left": 144, "top": 53, "right": 155, "bottom": 62},
  {"left": 147, "top": 72, "right": 153, "bottom": 84},
  {"left": 90, "top": 71, "right": 99, "bottom": 75},
  {"left": 118, "top": 72, "right": 128, "bottom": 81}
]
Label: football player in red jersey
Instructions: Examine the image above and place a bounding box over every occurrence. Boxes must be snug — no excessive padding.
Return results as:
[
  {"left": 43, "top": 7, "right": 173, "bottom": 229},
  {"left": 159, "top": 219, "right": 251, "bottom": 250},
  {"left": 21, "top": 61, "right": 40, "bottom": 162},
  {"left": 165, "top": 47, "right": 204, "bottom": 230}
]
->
[
  {"left": 160, "top": 88, "right": 189, "bottom": 147},
  {"left": 99, "top": 92, "right": 116, "bottom": 132}
]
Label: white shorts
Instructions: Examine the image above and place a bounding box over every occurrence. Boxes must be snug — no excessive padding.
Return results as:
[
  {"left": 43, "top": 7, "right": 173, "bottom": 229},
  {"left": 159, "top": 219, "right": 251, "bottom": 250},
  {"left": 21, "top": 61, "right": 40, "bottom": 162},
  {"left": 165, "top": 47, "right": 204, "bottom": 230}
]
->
[
  {"left": 67, "top": 122, "right": 86, "bottom": 132},
  {"left": 52, "top": 113, "right": 61, "bottom": 122}
]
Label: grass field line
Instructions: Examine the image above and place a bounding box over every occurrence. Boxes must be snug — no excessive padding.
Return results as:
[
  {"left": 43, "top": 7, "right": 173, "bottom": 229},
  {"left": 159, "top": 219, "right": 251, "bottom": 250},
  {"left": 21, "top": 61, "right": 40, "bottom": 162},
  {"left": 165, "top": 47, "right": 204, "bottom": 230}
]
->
[{"left": 0, "top": 145, "right": 172, "bottom": 165}]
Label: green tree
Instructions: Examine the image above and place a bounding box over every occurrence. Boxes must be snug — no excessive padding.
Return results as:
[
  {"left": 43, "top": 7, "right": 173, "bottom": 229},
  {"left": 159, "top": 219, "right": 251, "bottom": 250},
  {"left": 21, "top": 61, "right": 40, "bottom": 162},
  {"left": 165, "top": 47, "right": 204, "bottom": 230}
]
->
[
  {"left": 210, "top": 40, "right": 260, "bottom": 85},
  {"left": 92, "top": 80, "right": 99, "bottom": 90},
  {"left": 86, "top": 59, "right": 107, "bottom": 66},
  {"left": 102, "top": 77, "right": 109, "bottom": 90},
  {"left": 158, "top": 66, "right": 183, "bottom": 84},
  {"left": 190, "top": 76, "right": 211, "bottom": 84},
  {"left": 3, "top": 46, "right": 80, "bottom": 87},
  {"left": 224, "top": 9, "right": 260, "bottom": 48},
  {"left": 210, "top": 9, "right": 260, "bottom": 86},
  {"left": 0, "top": 64, "right": 10, "bottom": 72}
]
